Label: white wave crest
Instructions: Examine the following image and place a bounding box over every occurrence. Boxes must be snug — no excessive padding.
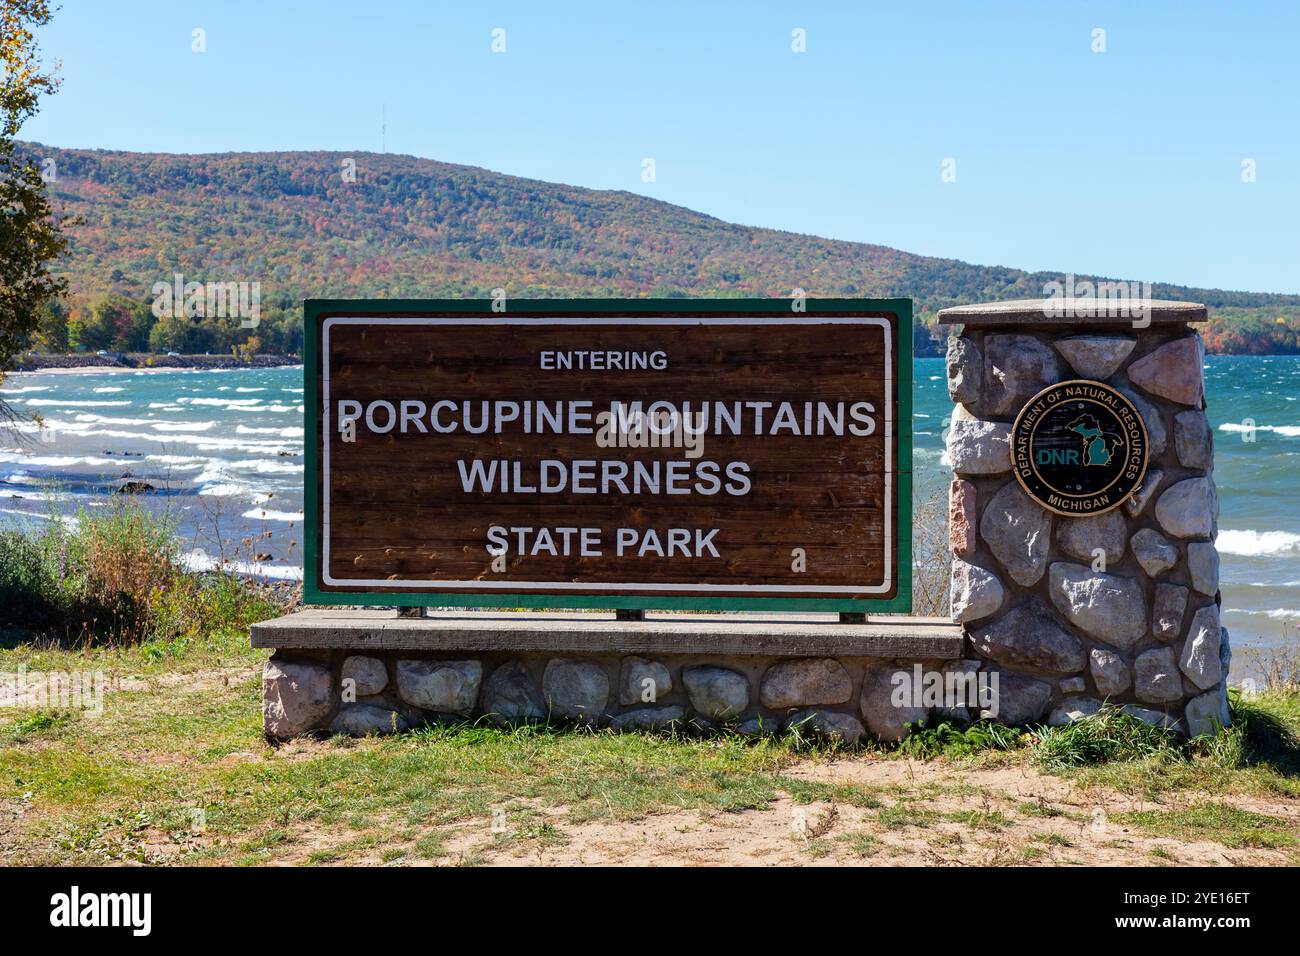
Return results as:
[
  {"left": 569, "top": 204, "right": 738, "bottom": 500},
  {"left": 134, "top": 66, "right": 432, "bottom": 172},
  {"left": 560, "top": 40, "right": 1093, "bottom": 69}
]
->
[
  {"left": 228, "top": 458, "right": 303, "bottom": 474},
  {"left": 25, "top": 399, "right": 131, "bottom": 407},
  {"left": 180, "top": 397, "right": 262, "bottom": 408},
  {"left": 197, "top": 482, "right": 248, "bottom": 497},
  {"left": 241, "top": 507, "right": 304, "bottom": 522},
  {"left": 151, "top": 421, "right": 216, "bottom": 432},
  {"left": 179, "top": 548, "right": 302, "bottom": 581},
  {"left": 1216, "top": 529, "right": 1300, "bottom": 556},
  {"left": 236, "top": 425, "right": 304, "bottom": 437},
  {"left": 1219, "top": 423, "right": 1300, "bottom": 438},
  {"left": 0, "top": 452, "right": 119, "bottom": 468}
]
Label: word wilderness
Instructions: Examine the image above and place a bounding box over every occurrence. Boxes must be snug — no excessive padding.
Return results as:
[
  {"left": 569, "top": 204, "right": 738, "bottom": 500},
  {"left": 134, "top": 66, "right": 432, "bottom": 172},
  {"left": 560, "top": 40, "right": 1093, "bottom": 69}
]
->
[{"left": 307, "top": 301, "right": 911, "bottom": 609}]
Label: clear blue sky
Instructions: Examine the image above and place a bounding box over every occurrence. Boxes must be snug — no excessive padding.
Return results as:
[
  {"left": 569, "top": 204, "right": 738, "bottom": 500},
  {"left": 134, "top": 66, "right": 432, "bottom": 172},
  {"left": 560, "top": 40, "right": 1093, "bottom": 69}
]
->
[{"left": 25, "top": 0, "right": 1300, "bottom": 293}]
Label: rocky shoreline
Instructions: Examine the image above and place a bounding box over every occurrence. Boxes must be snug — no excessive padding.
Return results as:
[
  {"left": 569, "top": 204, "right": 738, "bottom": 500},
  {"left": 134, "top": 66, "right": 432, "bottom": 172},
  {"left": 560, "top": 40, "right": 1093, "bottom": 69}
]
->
[{"left": 12, "top": 352, "right": 300, "bottom": 372}]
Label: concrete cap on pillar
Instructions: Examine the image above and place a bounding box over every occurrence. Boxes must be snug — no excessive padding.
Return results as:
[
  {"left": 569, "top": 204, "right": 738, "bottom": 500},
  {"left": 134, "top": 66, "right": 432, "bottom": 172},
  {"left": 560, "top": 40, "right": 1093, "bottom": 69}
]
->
[{"left": 937, "top": 297, "right": 1206, "bottom": 327}]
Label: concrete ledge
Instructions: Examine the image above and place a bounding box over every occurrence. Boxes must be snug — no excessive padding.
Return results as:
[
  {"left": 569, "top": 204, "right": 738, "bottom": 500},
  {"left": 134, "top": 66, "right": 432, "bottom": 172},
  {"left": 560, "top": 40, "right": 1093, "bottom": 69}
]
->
[{"left": 250, "top": 609, "right": 963, "bottom": 659}]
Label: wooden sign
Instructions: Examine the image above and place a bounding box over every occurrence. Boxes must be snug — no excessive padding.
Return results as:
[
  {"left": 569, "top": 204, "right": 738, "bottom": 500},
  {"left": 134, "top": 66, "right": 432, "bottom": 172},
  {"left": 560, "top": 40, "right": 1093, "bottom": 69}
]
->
[{"left": 304, "top": 299, "right": 912, "bottom": 611}]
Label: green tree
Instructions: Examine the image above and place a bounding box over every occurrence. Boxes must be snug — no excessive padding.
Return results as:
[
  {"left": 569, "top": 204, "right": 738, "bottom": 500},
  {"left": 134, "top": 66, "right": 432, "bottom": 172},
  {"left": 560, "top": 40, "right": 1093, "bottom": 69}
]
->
[
  {"left": 69, "top": 295, "right": 115, "bottom": 350},
  {"left": 0, "top": 1, "right": 69, "bottom": 387},
  {"left": 31, "top": 296, "right": 67, "bottom": 350},
  {"left": 65, "top": 298, "right": 90, "bottom": 350},
  {"left": 89, "top": 294, "right": 147, "bottom": 351},
  {"left": 127, "top": 299, "right": 154, "bottom": 350},
  {"left": 147, "top": 313, "right": 190, "bottom": 353}
]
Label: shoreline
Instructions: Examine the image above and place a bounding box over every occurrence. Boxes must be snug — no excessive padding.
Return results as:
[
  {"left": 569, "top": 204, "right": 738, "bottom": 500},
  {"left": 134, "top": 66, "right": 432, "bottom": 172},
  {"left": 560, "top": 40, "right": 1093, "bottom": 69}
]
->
[{"left": 10, "top": 353, "right": 301, "bottom": 373}]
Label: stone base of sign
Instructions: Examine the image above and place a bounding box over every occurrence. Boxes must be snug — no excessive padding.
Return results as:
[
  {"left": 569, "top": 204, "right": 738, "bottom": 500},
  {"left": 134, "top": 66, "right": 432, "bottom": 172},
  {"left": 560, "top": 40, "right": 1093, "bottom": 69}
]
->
[
  {"left": 937, "top": 298, "right": 1232, "bottom": 739},
  {"left": 252, "top": 610, "right": 965, "bottom": 742}
]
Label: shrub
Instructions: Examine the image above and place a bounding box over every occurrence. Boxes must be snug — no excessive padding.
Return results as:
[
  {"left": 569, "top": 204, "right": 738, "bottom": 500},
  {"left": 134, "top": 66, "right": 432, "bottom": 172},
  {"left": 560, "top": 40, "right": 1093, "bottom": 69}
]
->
[
  {"left": 61, "top": 503, "right": 180, "bottom": 644},
  {"left": 0, "top": 500, "right": 280, "bottom": 646},
  {"left": 0, "top": 528, "right": 63, "bottom": 626}
]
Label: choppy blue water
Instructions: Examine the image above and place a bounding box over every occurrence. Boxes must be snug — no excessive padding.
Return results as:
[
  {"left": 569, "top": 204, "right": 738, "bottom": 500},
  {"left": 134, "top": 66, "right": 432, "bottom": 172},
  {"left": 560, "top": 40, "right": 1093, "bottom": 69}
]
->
[
  {"left": 2, "top": 358, "right": 1297, "bottom": 653},
  {"left": 0, "top": 366, "right": 306, "bottom": 581}
]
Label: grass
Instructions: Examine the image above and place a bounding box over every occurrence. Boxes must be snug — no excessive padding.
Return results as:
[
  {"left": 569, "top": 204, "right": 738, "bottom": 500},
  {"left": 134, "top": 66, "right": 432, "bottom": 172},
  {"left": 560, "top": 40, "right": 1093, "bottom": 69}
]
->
[
  {"left": 2, "top": 698, "right": 796, "bottom": 864},
  {"left": 1035, "top": 832, "right": 1074, "bottom": 848},
  {"left": 1038, "top": 693, "right": 1300, "bottom": 799},
  {"left": 898, "top": 719, "right": 1026, "bottom": 760},
  {"left": 944, "top": 808, "right": 1011, "bottom": 831},
  {"left": 1114, "top": 803, "right": 1297, "bottom": 850},
  {"left": 2, "top": 631, "right": 1294, "bottom": 866},
  {"left": 877, "top": 803, "right": 939, "bottom": 829},
  {"left": 3, "top": 679, "right": 1294, "bottom": 866},
  {"left": 1, "top": 614, "right": 814, "bottom": 863},
  {"left": 1019, "top": 799, "right": 1068, "bottom": 819},
  {"left": 8, "top": 709, "right": 71, "bottom": 739},
  {"left": 0, "top": 508, "right": 1295, "bottom": 865},
  {"left": 839, "top": 832, "right": 881, "bottom": 857},
  {"left": 780, "top": 779, "right": 884, "bottom": 809},
  {"left": 1030, "top": 706, "right": 1183, "bottom": 772}
]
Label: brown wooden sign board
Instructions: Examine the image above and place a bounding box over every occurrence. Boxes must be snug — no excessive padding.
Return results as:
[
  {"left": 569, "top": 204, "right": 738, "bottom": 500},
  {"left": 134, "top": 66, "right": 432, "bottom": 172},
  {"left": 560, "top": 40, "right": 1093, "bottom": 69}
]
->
[{"left": 304, "top": 299, "right": 913, "bottom": 612}]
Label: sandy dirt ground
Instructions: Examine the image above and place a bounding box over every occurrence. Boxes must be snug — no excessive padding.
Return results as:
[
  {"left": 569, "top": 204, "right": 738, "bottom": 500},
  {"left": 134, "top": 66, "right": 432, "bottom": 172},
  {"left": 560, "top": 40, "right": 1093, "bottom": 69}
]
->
[
  {"left": 280, "top": 758, "right": 1299, "bottom": 868},
  {"left": 5, "top": 665, "right": 1295, "bottom": 867}
]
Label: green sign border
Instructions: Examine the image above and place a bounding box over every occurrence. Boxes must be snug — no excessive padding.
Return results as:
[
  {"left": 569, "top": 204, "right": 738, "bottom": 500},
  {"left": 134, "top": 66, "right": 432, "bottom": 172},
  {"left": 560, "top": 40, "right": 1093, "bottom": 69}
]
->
[{"left": 303, "top": 298, "right": 913, "bottom": 612}]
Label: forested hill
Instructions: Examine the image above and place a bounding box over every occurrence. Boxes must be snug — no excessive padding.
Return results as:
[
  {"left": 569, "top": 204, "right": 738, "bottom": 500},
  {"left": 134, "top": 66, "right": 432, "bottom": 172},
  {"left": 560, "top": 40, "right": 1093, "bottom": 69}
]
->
[{"left": 24, "top": 143, "right": 1300, "bottom": 356}]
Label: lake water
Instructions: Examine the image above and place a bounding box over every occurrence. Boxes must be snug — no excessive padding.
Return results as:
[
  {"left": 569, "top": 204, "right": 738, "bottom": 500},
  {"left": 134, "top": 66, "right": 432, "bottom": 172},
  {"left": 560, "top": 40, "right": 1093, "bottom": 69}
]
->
[{"left": 2, "top": 357, "right": 1297, "bottom": 656}]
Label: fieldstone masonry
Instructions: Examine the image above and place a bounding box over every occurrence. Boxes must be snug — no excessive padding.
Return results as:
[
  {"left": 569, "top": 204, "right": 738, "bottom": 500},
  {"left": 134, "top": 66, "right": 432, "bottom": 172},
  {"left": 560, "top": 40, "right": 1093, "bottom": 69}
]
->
[
  {"left": 938, "top": 297, "right": 1230, "bottom": 737},
  {"left": 254, "top": 296, "right": 1233, "bottom": 743},
  {"left": 253, "top": 611, "right": 966, "bottom": 742},
  {"left": 258, "top": 645, "right": 969, "bottom": 743}
]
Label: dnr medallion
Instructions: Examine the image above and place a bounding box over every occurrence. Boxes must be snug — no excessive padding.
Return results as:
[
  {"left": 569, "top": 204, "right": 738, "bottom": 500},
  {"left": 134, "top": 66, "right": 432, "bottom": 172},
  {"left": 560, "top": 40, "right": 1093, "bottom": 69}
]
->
[{"left": 1011, "top": 379, "right": 1148, "bottom": 516}]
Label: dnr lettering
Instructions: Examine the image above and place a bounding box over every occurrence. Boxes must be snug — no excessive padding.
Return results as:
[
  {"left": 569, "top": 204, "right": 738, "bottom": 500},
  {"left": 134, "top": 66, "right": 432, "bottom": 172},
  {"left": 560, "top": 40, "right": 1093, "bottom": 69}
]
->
[{"left": 1037, "top": 448, "right": 1079, "bottom": 465}]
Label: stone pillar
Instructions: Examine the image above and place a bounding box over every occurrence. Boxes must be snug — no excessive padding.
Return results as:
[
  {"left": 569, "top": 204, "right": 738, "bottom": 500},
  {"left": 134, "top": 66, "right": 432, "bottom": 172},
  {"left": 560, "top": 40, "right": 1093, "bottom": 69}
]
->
[{"left": 936, "top": 298, "right": 1230, "bottom": 736}]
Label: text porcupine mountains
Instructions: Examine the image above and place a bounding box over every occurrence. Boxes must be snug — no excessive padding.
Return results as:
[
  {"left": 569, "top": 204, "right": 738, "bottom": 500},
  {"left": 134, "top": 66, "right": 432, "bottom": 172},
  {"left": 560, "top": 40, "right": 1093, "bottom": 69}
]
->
[{"left": 20, "top": 143, "right": 1300, "bottom": 358}]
